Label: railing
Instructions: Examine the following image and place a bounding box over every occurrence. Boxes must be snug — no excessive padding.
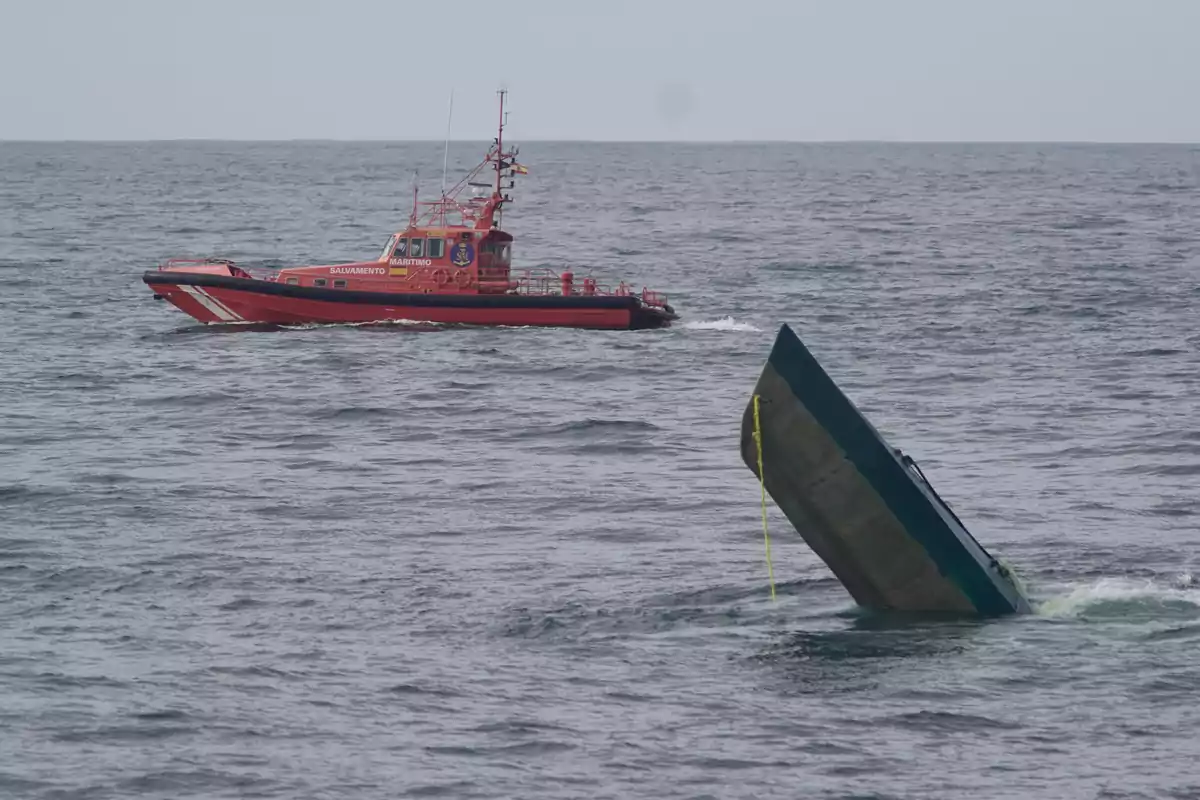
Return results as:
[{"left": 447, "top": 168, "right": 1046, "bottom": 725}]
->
[
  {"left": 160, "top": 257, "right": 236, "bottom": 270},
  {"left": 481, "top": 267, "right": 670, "bottom": 309},
  {"left": 640, "top": 288, "right": 668, "bottom": 307},
  {"left": 158, "top": 258, "right": 279, "bottom": 281}
]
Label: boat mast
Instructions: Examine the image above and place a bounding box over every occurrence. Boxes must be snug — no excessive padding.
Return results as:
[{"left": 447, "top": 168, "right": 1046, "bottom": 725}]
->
[
  {"left": 494, "top": 88, "right": 506, "bottom": 199},
  {"left": 440, "top": 88, "right": 454, "bottom": 222},
  {"left": 409, "top": 170, "right": 419, "bottom": 227}
]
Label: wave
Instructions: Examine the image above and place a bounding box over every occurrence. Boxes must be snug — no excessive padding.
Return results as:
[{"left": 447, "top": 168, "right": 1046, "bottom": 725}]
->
[
  {"left": 1035, "top": 575, "right": 1200, "bottom": 620},
  {"left": 507, "top": 418, "right": 659, "bottom": 440},
  {"left": 286, "top": 318, "right": 443, "bottom": 330},
  {"left": 683, "top": 316, "right": 762, "bottom": 333}
]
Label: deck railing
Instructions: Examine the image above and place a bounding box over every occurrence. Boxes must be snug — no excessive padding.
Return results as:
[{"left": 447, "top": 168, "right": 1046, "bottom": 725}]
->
[
  {"left": 158, "top": 258, "right": 279, "bottom": 281},
  {"left": 481, "top": 267, "right": 669, "bottom": 308},
  {"left": 159, "top": 257, "right": 236, "bottom": 270}
]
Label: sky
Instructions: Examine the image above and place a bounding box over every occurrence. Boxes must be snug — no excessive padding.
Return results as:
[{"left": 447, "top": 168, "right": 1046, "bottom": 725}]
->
[{"left": 1, "top": 0, "right": 1198, "bottom": 142}]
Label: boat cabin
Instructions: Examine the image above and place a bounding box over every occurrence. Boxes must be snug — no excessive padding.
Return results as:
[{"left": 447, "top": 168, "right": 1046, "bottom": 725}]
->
[
  {"left": 274, "top": 89, "right": 529, "bottom": 295},
  {"left": 372, "top": 227, "right": 514, "bottom": 291}
]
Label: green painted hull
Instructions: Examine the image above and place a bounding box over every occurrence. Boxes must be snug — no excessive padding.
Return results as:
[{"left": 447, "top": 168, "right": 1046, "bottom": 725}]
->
[{"left": 741, "top": 323, "right": 1030, "bottom": 616}]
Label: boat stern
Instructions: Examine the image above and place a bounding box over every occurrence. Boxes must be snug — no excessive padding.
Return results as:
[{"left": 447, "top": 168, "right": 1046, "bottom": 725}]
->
[{"left": 630, "top": 299, "right": 679, "bottom": 329}]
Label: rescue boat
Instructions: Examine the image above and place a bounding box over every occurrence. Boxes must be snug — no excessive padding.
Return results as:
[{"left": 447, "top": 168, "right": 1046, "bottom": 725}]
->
[{"left": 142, "top": 91, "right": 677, "bottom": 330}]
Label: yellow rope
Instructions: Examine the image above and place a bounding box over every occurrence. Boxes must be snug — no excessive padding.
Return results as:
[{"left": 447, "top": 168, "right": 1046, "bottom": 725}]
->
[{"left": 752, "top": 394, "right": 777, "bottom": 602}]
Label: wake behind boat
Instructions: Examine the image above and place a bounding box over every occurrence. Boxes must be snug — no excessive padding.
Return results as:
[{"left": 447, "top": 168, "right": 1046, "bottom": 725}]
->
[{"left": 142, "top": 91, "right": 677, "bottom": 330}]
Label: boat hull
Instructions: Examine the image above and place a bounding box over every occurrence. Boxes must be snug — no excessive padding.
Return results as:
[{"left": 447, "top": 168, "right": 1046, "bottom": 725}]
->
[
  {"left": 143, "top": 271, "right": 676, "bottom": 330},
  {"left": 741, "top": 323, "right": 1030, "bottom": 616}
]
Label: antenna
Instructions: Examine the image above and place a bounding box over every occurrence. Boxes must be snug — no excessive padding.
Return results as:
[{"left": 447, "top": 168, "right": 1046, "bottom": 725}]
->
[
  {"left": 440, "top": 88, "right": 454, "bottom": 198},
  {"left": 409, "top": 169, "right": 419, "bottom": 226},
  {"left": 494, "top": 88, "right": 506, "bottom": 198}
]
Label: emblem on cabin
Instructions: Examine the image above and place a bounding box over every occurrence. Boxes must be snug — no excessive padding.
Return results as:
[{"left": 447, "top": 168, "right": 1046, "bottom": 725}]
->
[{"left": 450, "top": 242, "right": 475, "bottom": 268}]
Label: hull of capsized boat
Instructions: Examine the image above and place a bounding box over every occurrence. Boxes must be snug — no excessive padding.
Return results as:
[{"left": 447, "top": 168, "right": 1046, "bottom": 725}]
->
[{"left": 740, "top": 323, "right": 1030, "bottom": 616}]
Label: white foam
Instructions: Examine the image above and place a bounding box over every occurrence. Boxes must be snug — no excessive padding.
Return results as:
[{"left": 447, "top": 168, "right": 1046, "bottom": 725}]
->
[
  {"left": 287, "top": 319, "right": 437, "bottom": 330},
  {"left": 682, "top": 316, "right": 762, "bottom": 333},
  {"left": 345, "top": 319, "right": 435, "bottom": 327},
  {"left": 1035, "top": 576, "right": 1200, "bottom": 619}
]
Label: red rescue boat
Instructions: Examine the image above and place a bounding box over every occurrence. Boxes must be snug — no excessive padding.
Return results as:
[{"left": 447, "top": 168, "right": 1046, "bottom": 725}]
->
[{"left": 142, "top": 91, "right": 677, "bottom": 330}]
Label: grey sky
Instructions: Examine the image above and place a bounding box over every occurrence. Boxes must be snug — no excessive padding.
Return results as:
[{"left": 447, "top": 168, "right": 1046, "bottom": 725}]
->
[{"left": 2, "top": 0, "right": 1198, "bottom": 142}]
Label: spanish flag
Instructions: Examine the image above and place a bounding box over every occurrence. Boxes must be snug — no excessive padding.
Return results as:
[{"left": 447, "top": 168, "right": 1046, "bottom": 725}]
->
[{"left": 510, "top": 163, "right": 529, "bottom": 175}]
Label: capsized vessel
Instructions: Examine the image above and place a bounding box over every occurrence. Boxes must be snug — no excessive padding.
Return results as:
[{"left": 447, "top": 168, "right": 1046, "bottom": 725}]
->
[
  {"left": 143, "top": 91, "right": 677, "bottom": 330},
  {"left": 742, "top": 323, "right": 1030, "bottom": 616}
]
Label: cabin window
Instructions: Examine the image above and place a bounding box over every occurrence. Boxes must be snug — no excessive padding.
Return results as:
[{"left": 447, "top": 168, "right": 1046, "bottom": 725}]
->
[
  {"left": 428, "top": 238, "right": 445, "bottom": 259},
  {"left": 379, "top": 234, "right": 398, "bottom": 260},
  {"left": 313, "top": 278, "right": 327, "bottom": 287},
  {"left": 498, "top": 244, "right": 511, "bottom": 264},
  {"left": 409, "top": 238, "right": 425, "bottom": 258},
  {"left": 392, "top": 238, "right": 408, "bottom": 258},
  {"left": 480, "top": 242, "right": 494, "bottom": 255},
  {"left": 285, "top": 277, "right": 299, "bottom": 285},
  {"left": 333, "top": 279, "right": 347, "bottom": 288}
]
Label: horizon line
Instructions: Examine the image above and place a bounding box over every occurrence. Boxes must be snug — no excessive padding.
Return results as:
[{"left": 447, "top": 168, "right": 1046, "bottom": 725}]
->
[{"left": 2, "top": 137, "right": 1198, "bottom": 146}]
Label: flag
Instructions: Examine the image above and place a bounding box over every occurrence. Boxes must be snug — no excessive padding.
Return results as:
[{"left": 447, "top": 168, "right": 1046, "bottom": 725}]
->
[{"left": 510, "top": 163, "right": 529, "bottom": 175}]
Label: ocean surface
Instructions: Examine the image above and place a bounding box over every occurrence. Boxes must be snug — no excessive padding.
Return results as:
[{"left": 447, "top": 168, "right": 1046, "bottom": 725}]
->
[{"left": 1, "top": 139, "right": 1199, "bottom": 799}]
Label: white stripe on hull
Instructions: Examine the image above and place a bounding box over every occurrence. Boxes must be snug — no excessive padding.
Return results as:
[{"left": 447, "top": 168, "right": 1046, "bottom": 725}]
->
[
  {"left": 178, "top": 285, "right": 243, "bottom": 322},
  {"left": 195, "top": 287, "right": 244, "bottom": 321}
]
